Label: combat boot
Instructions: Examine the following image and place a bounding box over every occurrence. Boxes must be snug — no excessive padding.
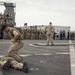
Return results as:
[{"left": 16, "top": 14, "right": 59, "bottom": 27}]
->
[
  {"left": 23, "top": 62, "right": 28, "bottom": 73},
  {"left": 2, "top": 59, "right": 11, "bottom": 70}
]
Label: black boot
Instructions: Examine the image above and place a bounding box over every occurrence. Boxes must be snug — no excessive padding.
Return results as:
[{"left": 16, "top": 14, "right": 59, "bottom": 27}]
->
[
  {"left": 23, "top": 62, "right": 28, "bottom": 73},
  {"left": 2, "top": 59, "right": 11, "bottom": 70}
]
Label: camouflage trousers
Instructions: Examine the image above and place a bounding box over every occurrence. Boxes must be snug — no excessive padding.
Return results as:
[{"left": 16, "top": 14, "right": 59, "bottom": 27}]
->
[
  {"left": 0, "top": 57, "right": 23, "bottom": 70},
  {"left": 8, "top": 41, "right": 24, "bottom": 62},
  {"left": 47, "top": 34, "right": 53, "bottom": 45}
]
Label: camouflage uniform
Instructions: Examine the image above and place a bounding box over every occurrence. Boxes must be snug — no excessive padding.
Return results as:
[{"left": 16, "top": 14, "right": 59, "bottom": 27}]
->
[
  {"left": 7, "top": 28, "right": 24, "bottom": 62},
  {"left": 46, "top": 24, "right": 54, "bottom": 45},
  {"left": 0, "top": 56, "right": 23, "bottom": 70}
]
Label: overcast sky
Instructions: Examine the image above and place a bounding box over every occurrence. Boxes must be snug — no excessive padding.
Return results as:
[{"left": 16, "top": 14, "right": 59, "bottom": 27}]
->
[{"left": 0, "top": 0, "right": 75, "bottom": 30}]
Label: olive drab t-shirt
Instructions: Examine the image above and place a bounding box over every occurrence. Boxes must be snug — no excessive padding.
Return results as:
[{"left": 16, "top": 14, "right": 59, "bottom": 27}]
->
[{"left": 8, "top": 27, "right": 23, "bottom": 40}]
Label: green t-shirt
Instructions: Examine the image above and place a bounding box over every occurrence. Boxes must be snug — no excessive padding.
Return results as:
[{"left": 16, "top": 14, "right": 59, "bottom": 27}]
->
[{"left": 8, "top": 27, "right": 23, "bottom": 40}]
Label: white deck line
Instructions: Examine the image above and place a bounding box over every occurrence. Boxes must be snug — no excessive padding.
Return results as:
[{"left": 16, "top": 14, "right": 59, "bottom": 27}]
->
[
  {"left": 69, "top": 40, "right": 75, "bottom": 75},
  {"left": 0, "top": 52, "right": 70, "bottom": 58},
  {"left": 0, "top": 54, "right": 32, "bottom": 57}
]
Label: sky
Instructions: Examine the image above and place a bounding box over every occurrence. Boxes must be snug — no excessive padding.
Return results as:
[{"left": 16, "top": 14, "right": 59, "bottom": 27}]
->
[{"left": 0, "top": 0, "right": 75, "bottom": 31}]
